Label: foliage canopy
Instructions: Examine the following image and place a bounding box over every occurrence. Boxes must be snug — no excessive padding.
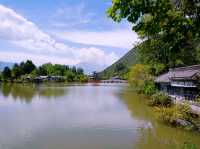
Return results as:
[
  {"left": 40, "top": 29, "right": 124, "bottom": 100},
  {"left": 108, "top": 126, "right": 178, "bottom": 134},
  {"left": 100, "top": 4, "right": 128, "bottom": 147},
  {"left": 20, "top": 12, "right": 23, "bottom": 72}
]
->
[
  {"left": 0, "top": 60, "right": 87, "bottom": 82},
  {"left": 108, "top": 0, "right": 200, "bottom": 73},
  {"left": 129, "top": 64, "right": 156, "bottom": 94}
]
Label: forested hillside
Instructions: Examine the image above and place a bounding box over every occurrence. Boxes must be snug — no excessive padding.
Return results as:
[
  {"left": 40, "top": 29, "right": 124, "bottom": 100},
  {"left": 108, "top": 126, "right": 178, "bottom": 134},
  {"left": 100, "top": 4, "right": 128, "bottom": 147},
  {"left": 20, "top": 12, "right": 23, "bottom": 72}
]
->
[{"left": 99, "top": 48, "right": 137, "bottom": 79}]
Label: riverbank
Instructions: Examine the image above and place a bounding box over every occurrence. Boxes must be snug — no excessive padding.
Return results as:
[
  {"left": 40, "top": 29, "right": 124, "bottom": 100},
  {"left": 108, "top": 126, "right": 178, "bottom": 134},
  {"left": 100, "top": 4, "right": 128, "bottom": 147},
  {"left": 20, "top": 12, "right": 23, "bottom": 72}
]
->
[
  {"left": 173, "top": 98, "right": 200, "bottom": 114},
  {"left": 127, "top": 64, "right": 200, "bottom": 134},
  {"left": 120, "top": 90, "right": 200, "bottom": 148},
  {"left": 0, "top": 83, "right": 200, "bottom": 148},
  {"left": 0, "top": 60, "right": 88, "bottom": 84},
  {"left": 148, "top": 92, "right": 200, "bottom": 133},
  {"left": 0, "top": 75, "right": 88, "bottom": 84}
]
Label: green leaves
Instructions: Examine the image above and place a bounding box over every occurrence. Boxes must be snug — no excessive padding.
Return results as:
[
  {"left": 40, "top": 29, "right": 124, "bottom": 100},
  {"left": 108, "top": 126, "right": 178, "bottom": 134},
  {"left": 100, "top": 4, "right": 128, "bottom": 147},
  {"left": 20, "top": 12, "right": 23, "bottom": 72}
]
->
[
  {"left": 129, "top": 64, "right": 156, "bottom": 94},
  {"left": 108, "top": 0, "right": 200, "bottom": 71},
  {"left": 0, "top": 60, "right": 86, "bottom": 82},
  {"left": 2, "top": 67, "right": 11, "bottom": 80}
]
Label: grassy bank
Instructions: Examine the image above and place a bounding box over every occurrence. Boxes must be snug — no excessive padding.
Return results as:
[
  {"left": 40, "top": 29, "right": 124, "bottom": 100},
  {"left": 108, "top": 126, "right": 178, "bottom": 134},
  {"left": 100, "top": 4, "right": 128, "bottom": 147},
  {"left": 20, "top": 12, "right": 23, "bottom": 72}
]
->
[
  {"left": 128, "top": 64, "right": 200, "bottom": 132},
  {"left": 148, "top": 92, "right": 200, "bottom": 132}
]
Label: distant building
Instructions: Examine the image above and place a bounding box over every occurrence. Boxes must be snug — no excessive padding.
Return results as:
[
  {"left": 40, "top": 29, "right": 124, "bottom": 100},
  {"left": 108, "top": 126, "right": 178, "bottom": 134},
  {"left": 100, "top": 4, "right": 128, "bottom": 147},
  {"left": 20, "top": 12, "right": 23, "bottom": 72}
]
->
[
  {"left": 101, "top": 76, "right": 128, "bottom": 83},
  {"left": 49, "top": 76, "right": 65, "bottom": 82},
  {"left": 34, "top": 76, "right": 65, "bottom": 82},
  {"left": 22, "top": 76, "right": 32, "bottom": 82},
  {"left": 156, "top": 65, "right": 200, "bottom": 100},
  {"left": 34, "top": 76, "right": 49, "bottom": 82}
]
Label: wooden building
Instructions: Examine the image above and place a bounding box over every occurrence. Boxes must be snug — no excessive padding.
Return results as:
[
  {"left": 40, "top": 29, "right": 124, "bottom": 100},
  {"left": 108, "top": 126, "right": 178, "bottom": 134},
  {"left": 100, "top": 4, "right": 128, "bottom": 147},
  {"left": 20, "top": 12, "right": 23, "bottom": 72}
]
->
[
  {"left": 155, "top": 65, "right": 200, "bottom": 100},
  {"left": 101, "top": 76, "right": 128, "bottom": 83}
]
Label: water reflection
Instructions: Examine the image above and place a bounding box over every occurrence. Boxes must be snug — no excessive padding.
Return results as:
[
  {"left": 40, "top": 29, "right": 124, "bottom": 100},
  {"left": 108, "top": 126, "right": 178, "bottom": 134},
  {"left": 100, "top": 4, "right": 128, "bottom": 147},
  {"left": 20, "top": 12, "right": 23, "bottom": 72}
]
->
[
  {"left": 120, "top": 90, "right": 200, "bottom": 149},
  {"left": 0, "top": 84, "right": 141, "bottom": 149},
  {"left": 0, "top": 83, "right": 67, "bottom": 103},
  {"left": 0, "top": 84, "right": 199, "bottom": 149}
]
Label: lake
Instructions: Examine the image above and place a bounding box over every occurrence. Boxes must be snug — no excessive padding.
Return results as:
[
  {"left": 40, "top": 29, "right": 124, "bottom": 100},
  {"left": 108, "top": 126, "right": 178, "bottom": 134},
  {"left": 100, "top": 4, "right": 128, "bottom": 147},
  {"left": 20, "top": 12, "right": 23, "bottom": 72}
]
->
[{"left": 0, "top": 83, "right": 200, "bottom": 149}]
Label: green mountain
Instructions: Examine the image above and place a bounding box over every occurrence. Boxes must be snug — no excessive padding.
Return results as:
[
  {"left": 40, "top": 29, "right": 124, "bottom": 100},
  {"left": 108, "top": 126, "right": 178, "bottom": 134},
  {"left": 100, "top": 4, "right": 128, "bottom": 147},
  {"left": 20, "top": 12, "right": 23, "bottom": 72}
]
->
[{"left": 99, "top": 48, "right": 137, "bottom": 79}]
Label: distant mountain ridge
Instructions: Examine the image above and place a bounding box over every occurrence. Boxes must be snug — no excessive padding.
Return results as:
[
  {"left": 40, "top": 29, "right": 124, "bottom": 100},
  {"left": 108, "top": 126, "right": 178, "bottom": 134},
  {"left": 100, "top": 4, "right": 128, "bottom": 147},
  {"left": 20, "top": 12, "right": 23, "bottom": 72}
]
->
[
  {"left": 99, "top": 48, "right": 137, "bottom": 79},
  {"left": 0, "top": 61, "right": 14, "bottom": 71}
]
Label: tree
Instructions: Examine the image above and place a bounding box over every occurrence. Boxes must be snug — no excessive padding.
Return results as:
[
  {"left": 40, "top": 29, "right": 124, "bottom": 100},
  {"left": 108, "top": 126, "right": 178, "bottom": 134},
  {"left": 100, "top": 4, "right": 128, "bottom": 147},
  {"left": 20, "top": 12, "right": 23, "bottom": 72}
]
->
[
  {"left": 19, "top": 62, "right": 25, "bottom": 74},
  {"left": 65, "top": 65, "right": 70, "bottom": 71},
  {"left": 66, "top": 71, "right": 75, "bottom": 82},
  {"left": 129, "top": 64, "right": 155, "bottom": 95},
  {"left": 107, "top": 0, "right": 200, "bottom": 71},
  {"left": 115, "top": 63, "right": 128, "bottom": 72},
  {"left": 53, "top": 64, "right": 66, "bottom": 76},
  {"left": 2, "top": 67, "right": 12, "bottom": 80},
  {"left": 77, "top": 68, "right": 84, "bottom": 75},
  {"left": 0, "top": 73, "right": 2, "bottom": 81},
  {"left": 71, "top": 66, "right": 77, "bottom": 74},
  {"left": 19, "top": 60, "right": 36, "bottom": 75},
  {"left": 37, "top": 66, "right": 47, "bottom": 76},
  {"left": 12, "top": 64, "right": 22, "bottom": 79},
  {"left": 92, "top": 71, "right": 100, "bottom": 81},
  {"left": 1, "top": 60, "right": 86, "bottom": 82},
  {"left": 23, "top": 60, "right": 36, "bottom": 74},
  {"left": 40, "top": 63, "right": 54, "bottom": 75}
]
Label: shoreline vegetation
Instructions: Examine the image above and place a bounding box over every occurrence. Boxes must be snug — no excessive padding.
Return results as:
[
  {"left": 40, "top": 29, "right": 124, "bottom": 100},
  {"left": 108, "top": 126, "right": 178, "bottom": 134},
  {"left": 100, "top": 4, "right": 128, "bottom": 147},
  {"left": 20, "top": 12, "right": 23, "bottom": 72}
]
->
[
  {"left": 0, "top": 60, "right": 88, "bottom": 83},
  {"left": 128, "top": 64, "right": 200, "bottom": 133},
  {"left": 0, "top": 0, "right": 199, "bottom": 147},
  {"left": 107, "top": 0, "right": 200, "bottom": 138}
]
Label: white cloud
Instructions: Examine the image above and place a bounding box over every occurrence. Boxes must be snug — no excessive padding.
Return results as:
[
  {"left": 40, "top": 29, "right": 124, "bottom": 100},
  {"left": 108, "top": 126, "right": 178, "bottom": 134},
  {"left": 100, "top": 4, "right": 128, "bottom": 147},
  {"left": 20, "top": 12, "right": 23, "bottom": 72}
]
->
[
  {"left": 0, "top": 51, "right": 78, "bottom": 66},
  {"left": 52, "top": 3, "right": 95, "bottom": 28},
  {"left": 0, "top": 48, "right": 118, "bottom": 67},
  {"left": 0, "top": 4, "right": 69, "bottom": 54},
  {"left": 0, "top": 4, "right": 119, "bottom": 71},
  {"left": 54, "top": 29, "right": 139, "bottom": 49}
]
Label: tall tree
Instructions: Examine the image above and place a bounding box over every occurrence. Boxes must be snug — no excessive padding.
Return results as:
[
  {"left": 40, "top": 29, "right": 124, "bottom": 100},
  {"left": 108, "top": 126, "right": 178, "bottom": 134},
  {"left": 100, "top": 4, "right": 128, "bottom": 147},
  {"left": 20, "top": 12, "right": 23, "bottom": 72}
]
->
[
  {"left": 23, "top": 60, "right": 36, "bottom": 74},
  {"left": 12, "top": 64, "right": 22, "bottom": 79},
  {"left": 2, "top": 67, "right": 11, "bottom": 80},
  {"left": 107, "top": 0, "right": 200, "bottom": 72},
  {"left": 77, "top": 68, "right": 84, "bottom": 75}
]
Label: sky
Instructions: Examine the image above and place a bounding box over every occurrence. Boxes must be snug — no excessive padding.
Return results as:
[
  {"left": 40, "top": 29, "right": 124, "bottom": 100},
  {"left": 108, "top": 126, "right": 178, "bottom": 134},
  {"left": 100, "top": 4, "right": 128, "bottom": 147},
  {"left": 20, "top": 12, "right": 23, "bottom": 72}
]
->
[{"left": 0, "top": 0, "right": 139, "bottom": 73}]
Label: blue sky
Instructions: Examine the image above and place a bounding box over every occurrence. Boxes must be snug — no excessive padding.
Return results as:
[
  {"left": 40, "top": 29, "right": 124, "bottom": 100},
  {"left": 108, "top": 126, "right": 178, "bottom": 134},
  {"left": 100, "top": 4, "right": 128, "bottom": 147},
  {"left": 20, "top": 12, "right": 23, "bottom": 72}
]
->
[{"left": 0, "top": 0, "right": 139, "bottom": 73}]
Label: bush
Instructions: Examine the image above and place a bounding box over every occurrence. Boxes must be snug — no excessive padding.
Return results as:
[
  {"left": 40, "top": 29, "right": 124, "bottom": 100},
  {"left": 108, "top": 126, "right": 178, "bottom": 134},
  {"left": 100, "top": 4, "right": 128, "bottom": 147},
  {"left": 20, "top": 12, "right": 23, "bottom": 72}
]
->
[
  {"left": 157, "top": 104, "right": 189, "bottom": 126},
  {"left": 158, "top": 106, "right": 180, "bottom": 125},
  {"left": 129, "top": 64, "right": 156, "bottom": 95},
  {"left": 157, "top": 103, "right": 200, "bottom": 130},
  {"left": 197, "top": 98, "right": 200, "bottom": 104},
  {"left": 143, "top": 81, "right": 156, "bottom": 95},
  {"left": 177, "top": 102, "right": 192, "bottom": 121},
  {"left": 194, "top": 96, "right": 200, "bottom": 105},
  {"left": 149, "top": 92, "right": 172, "bottom": 107},
  {"left": 182, "top": 142, "right": 197, "bottom": 149},
  {"left": 0, "top": 74, "right": 2, "bottom": 81}
]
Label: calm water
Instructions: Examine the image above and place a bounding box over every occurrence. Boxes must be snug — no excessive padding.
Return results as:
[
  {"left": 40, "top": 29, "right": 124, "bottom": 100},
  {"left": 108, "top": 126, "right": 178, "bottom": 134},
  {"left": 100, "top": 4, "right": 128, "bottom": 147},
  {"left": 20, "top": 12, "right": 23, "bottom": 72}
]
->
[{"left": 0, "top": 83, "right": 200, "bottom": 149}]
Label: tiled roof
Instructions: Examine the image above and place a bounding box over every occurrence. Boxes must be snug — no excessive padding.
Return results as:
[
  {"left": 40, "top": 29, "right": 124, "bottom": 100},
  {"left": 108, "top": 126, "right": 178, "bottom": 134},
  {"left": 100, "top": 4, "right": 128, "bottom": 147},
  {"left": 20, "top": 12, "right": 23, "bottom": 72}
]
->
[
  {"left": 156, "top": 64, "right": 200, "bottom": 83},
  {"left": 155, "top": 72, "right": 170, "bottom": 83}
]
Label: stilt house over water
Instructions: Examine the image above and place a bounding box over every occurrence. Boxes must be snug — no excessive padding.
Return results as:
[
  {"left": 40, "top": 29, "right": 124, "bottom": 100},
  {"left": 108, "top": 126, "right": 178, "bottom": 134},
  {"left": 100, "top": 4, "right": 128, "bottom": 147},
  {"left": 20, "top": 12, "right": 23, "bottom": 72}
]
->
[{"left": 155, "top": 65, "right": 200, "bottom": 100}]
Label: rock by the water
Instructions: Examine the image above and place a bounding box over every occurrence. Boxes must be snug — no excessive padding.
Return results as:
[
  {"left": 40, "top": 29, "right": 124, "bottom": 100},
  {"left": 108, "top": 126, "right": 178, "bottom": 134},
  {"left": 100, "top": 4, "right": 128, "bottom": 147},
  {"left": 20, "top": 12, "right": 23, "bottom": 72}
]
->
[{"left": 176, "top": 119, "right": 192, "bottom": 127}]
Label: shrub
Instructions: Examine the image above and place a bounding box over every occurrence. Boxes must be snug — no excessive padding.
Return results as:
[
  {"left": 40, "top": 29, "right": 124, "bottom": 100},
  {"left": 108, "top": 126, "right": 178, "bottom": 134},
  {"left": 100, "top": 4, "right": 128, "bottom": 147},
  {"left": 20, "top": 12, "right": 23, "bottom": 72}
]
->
[
  {"left": 157, "top": 102, "right": 200, "bottom": 129},
  {"left": 149, "top": 92, "right": 172, "bottom": 107},
  {"left": 182, "top": 142, "right": 197, "bottom": 149},
  {"left": 177, "top": 102, "right": 192, "bottom": 121},
  {"left": 195, "top": 96, "right": 200, "bottom": 104},
  {"left": 157, "top": 106, "right": 177, "bottom": 125},
  {"left": 0, "top": 73, "right": 2, "bottom": 81},
  {"left": 129, "top": 64, "right": 156, "bottom": 95},
  {"left": 143, "top": 81, "right": 156, "bottom": 95}
]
